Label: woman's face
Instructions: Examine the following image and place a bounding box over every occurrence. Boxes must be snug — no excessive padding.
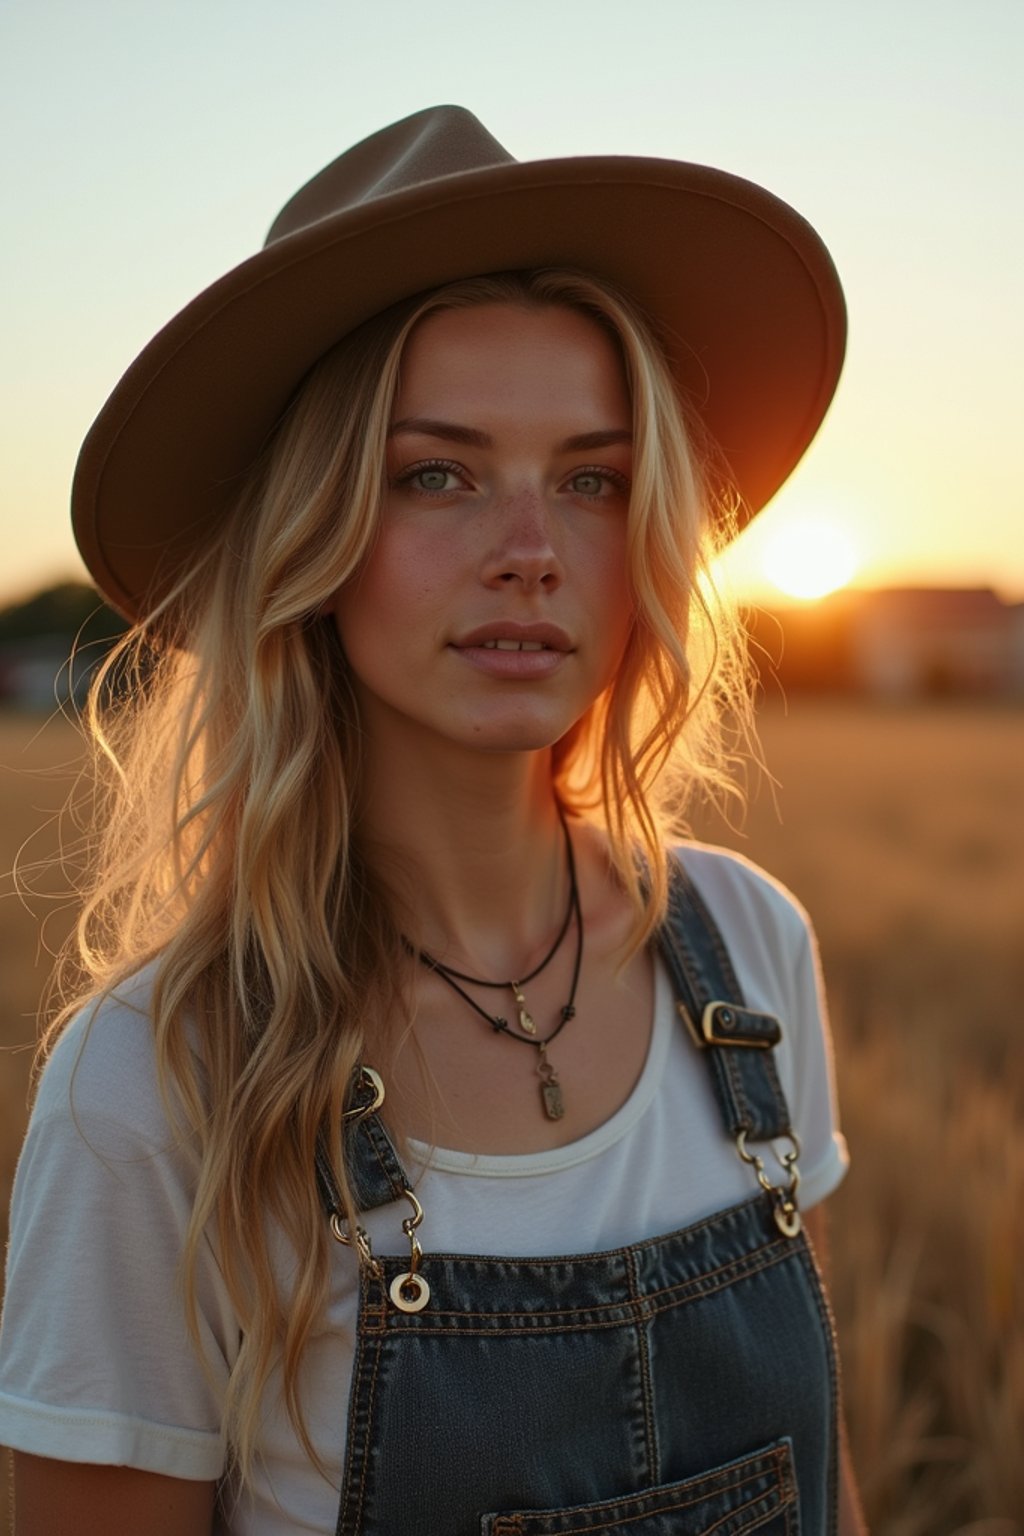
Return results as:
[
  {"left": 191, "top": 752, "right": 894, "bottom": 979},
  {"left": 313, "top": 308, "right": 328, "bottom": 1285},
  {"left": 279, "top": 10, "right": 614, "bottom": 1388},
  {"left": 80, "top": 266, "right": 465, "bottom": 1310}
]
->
[{"left": 329, "top": 301, "right": 635, "bottom": 760}]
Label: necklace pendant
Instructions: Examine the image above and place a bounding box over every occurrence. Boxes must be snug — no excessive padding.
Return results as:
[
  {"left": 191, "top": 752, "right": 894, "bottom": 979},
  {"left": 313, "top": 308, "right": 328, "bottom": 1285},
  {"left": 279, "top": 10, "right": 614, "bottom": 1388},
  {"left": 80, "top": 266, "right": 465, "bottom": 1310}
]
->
[
  {"left": 541, "top": 1078, "right": 565, "bottom": 1120},
  {"left": 511, "top": 983, "right": 537, "bottom": 1035},
  {"left": 536, "top": 1044, "right": 564, "bottom": 1120}
]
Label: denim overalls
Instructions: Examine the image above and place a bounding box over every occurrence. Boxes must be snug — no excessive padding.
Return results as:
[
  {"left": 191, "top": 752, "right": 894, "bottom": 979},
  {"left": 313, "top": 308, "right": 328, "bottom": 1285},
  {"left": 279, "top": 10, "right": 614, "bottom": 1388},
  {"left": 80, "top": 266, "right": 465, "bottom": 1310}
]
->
[{"left": 316, "top": 866, "right": 839, "bottom": 1535}]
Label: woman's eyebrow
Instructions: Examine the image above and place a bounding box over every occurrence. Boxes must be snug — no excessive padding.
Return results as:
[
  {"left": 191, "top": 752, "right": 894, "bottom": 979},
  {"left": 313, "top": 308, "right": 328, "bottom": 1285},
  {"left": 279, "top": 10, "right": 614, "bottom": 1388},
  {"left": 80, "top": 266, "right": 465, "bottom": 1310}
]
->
[{"left": 387, "top": 417, "right": 632, "bottom": 452}]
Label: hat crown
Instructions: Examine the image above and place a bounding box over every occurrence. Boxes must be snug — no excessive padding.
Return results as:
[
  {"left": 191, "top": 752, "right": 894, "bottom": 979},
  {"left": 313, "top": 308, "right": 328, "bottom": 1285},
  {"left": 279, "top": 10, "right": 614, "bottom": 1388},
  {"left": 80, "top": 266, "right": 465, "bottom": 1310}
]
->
[{"left": 265, "top": 105, "right": 515, "bottom": 247}]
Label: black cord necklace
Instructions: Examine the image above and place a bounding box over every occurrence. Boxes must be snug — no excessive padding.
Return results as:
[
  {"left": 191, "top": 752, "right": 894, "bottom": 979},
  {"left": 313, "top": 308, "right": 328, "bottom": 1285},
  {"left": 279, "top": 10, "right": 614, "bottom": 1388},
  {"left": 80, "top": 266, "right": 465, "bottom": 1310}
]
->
[{"left": 413, "top": 808, "right": 583, "bottom": 1121}]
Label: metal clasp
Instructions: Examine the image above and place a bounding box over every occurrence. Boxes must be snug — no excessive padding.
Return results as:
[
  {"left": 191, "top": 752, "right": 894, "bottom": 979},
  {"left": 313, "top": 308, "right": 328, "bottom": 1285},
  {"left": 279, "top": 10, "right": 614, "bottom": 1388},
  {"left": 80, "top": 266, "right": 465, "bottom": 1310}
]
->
[
  {"left": 342, "top": 1065, "right": 386, "bottom": 1121},
  {"left": 389, "top": 1187, "right": 431, "bottom": 1313},
  {"left": 736, "top": 1128, "right": 803, "bottom": 1237},
  {"left": 325, "top": 1065, "right": 388, "bottom": 1279},
  {"left": 677, "top": 1001, "right": 782, "bottom": 1051},
  {"left": 331, "top": 1187, "right": 431, "bottom": 1311},
  {"left": 329, "top": 1213, "right": 384, "bottom": 1280}
]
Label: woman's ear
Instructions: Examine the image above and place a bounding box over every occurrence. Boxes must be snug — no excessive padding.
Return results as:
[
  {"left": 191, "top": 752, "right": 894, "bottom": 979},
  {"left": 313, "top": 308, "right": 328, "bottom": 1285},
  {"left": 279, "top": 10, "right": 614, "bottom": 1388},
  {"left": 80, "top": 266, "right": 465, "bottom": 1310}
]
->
[{"left": 315, "top": 584, "right": 346, "bottom": 623}]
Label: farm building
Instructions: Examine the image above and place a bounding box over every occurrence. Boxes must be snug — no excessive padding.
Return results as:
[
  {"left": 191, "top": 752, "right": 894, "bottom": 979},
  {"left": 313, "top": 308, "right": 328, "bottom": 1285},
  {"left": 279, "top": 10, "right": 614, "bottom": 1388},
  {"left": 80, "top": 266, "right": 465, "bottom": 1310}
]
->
[
  {"left": 849, "top": 587, "right": 1023, "bottom": 697},
  {"left": 749, "top": 587, "right": 1024, "bottom": 697}
]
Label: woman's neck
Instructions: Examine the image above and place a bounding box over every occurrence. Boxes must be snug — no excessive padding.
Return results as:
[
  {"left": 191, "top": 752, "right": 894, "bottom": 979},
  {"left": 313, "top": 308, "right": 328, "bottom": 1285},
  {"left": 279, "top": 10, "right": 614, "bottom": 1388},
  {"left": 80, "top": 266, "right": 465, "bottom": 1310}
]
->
[{"left": 356, "top": 736, "right": 570, "bottom": 978}]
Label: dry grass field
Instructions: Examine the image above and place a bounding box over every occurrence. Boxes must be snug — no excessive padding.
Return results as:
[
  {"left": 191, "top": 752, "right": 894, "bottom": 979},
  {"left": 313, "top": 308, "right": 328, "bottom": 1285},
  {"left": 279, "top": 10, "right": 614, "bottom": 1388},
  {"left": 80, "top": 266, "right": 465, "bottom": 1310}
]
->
[{"left": 1, "top": 700, "right": 1022, "bottom": 1534}]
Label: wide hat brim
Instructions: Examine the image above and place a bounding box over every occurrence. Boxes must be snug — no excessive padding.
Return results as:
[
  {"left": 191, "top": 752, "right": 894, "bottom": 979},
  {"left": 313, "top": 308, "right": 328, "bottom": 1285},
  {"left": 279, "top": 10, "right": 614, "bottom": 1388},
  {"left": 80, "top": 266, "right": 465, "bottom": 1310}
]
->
[{"left": 73, "top": 112, "right": 846, "bottom": 621}]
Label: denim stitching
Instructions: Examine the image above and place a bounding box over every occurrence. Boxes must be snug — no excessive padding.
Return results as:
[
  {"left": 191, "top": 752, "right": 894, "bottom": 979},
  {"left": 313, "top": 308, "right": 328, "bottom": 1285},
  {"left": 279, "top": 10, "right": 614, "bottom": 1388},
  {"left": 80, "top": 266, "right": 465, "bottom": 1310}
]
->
[
  {"left": 683, "top": 876, "right": 746, "bottom": 1005},
  {"left": 362, "top": 1114, "right": 409, "bottom": 1202},
  {"left": 626, "top": 1246, "right": 659, "bottom": 1484},
  {"left": 380, "top": 1240, "right": 779, "bottom": 1320},
  {"left": 761, "top": 1053, "right": 791, "bottom": 1136},
  {"left": 337, "top": 1274, "right": 375, "bottom": 1536},
  {"left": 496, "top": 1449, "right": 788, "bottom": 1534},
  {"left": 798, "top": 1243, "right": 840, "bottom": 1536},
  {"left": 377, "top": 1244, "right": 801, "bottom": 1336},
  {"left": 376, "top": 1226, "right": 798, "bottom": 1324},
  {"left": 364, "top": 1195, "right": 777, "bottom": 1302},
  {"left": 358, "top": 1294, "right": 388, "bottom": 1336},
  {"left": 721, "top": 1046, "right": 754, "bottom": 1134},
  {"left": 706, "top": 1487, "right": 791, "bottom": 1536},
  {"left": 349, "top": 1326, "right": 385, "bottom": 1534}
]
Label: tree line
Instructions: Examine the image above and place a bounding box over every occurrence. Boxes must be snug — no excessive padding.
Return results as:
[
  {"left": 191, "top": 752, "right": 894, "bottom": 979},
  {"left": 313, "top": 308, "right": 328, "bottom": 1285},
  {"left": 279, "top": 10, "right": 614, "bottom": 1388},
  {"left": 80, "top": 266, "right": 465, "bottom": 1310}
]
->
[{"left": 0, "top": 582, "right": 127, "bottom": 649}]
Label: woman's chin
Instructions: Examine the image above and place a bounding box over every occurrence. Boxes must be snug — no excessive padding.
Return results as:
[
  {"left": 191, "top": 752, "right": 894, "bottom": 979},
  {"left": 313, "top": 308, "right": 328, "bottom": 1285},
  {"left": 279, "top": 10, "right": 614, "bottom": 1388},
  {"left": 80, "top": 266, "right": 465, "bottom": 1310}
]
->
[{"left": 445, "top": 701, "right": 587, "bottom": 757}]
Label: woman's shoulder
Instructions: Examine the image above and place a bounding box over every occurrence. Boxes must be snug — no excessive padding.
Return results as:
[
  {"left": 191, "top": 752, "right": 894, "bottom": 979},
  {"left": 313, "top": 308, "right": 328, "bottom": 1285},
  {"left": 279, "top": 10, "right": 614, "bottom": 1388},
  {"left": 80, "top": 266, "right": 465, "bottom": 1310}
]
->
[
  {"left": 31, "top": 961, "right": 185, "bottom": 1152},
  {"left": 669, "top": 840, "right": 814, "bottom": 957}
]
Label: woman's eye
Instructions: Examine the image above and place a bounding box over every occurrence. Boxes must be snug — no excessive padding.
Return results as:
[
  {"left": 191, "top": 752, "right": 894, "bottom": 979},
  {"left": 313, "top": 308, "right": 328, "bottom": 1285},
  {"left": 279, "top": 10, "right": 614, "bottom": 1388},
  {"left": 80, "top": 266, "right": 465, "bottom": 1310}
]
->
[
  {"left": 415, "top": 467, "right": 455, "bottom": 492},
  {"left": 395, "top": 460, "right": 464, "bottom": 496},
  {"left": 568, "top": 468, "right": 630, "bottom": 499}
]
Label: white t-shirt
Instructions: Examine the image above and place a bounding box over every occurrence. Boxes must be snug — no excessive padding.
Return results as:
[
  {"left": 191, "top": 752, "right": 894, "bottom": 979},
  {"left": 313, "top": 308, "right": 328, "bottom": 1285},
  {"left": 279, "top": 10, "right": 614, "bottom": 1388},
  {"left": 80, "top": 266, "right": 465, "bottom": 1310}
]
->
[{"left": 0, "top": 846, "right": 848, "bottom": 1535}]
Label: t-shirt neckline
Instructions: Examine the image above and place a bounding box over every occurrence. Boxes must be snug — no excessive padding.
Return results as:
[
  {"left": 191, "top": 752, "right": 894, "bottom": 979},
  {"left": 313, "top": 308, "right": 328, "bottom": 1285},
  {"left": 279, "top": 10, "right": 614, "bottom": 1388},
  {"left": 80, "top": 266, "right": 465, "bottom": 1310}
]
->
[{"left": 408, "top": 960, "right": 673, "bottom": 1179}]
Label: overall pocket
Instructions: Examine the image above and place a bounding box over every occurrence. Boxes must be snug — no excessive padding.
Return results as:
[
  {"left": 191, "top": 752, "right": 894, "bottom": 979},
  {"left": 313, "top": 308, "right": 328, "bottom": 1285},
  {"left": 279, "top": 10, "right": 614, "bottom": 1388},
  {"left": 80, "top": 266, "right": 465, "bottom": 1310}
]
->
[{"left": 481, "top": 1438, "right": 799, "bottom": 1536}]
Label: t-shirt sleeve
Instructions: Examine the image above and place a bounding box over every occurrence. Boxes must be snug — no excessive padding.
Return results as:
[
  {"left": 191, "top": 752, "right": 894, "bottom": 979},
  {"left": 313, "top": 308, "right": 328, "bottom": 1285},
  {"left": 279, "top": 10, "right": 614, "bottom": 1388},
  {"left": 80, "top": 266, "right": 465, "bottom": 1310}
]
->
[
  {"left": 0, "top": 989, "right": 237, "bottom": 1479},
  {"left": 778, "top": 900, "right": 849, "bottom": 1209}
]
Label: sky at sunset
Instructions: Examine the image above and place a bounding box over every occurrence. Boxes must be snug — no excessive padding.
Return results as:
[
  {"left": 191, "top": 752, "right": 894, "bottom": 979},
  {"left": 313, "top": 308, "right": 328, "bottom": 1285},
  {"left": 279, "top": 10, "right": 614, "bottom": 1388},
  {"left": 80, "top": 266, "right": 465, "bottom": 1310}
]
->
[{"left": 2, "top": 0, "right": 1022, "bottom": 608}]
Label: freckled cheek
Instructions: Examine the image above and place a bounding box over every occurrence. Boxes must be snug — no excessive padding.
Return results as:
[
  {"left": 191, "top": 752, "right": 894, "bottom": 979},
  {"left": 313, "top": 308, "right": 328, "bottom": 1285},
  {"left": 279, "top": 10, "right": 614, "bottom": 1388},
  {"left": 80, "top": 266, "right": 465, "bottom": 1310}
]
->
[{"left": 338, "top": 534, "right": 455, "bottom": 645}]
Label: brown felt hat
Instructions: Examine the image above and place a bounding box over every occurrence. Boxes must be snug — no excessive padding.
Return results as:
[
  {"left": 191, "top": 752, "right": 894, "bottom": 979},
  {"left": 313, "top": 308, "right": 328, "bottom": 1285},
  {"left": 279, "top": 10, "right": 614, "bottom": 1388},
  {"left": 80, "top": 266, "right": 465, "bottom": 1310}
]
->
[{"left": 72, "top": 105, "right": 846, "bottom": 621}]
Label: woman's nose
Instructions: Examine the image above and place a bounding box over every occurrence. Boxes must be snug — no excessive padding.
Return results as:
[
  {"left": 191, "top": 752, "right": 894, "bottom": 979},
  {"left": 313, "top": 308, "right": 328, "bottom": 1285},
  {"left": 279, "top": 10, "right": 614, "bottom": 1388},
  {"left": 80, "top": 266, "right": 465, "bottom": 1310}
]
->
[{"left": 481, "top": 493, "right": 564, "bottom": 591}]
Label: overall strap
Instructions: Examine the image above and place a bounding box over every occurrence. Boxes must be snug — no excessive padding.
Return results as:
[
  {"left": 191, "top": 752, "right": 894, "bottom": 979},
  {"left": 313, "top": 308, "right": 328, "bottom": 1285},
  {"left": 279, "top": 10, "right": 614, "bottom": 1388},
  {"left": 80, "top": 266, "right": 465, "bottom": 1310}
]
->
[
  {"left": 315, "top": 1067, "right": 413, "bottom": 1219},
  {"left": 315, "top": 1070, "right": 431, "bottom": 1311},
  {"left": 655, "top": 857, "right": 794, "bottom": 1143}
]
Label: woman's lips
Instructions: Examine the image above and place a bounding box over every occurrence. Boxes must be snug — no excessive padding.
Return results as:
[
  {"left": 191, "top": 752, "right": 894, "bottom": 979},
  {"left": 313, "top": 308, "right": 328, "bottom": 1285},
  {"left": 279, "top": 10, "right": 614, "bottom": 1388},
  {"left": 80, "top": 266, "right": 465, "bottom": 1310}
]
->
[
  {"left": 450, "top": 623, "right": 573, "bottom": 677},
  {"left": 452, "top": 641, "right": 569, "bottom": 679},
  {"left": 454, "top": 622, "right": 572, "bottom": 650}
]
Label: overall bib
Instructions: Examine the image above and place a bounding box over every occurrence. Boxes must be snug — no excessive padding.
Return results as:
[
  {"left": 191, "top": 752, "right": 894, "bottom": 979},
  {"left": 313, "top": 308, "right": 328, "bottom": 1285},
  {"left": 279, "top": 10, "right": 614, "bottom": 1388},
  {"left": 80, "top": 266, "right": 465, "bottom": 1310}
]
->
[{"left": 316, "top": 867, "right": 840, "bottom": 1535}]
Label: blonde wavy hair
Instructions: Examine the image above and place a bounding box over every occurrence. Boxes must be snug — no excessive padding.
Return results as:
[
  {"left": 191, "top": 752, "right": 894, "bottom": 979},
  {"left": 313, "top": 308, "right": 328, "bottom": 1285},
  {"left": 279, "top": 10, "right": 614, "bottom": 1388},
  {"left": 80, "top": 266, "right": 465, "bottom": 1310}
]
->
[{"left": 49, "top": 267, "right": 753, "bottom": 1481}]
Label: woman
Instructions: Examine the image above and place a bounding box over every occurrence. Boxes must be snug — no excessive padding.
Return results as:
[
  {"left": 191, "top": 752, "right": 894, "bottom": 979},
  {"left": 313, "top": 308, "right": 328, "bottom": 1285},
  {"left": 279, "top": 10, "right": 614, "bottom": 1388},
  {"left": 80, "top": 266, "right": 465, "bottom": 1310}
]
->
[{"left": 0, "top": 107, "right": 863, "bottom": 1533}]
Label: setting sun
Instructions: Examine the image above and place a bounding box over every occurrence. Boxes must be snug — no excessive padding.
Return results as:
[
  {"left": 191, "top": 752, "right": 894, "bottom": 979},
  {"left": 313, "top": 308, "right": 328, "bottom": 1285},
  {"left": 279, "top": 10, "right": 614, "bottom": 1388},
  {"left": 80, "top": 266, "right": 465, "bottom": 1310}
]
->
[{"left": 760, "top": 516, "right": 860, "bottom": 601}]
